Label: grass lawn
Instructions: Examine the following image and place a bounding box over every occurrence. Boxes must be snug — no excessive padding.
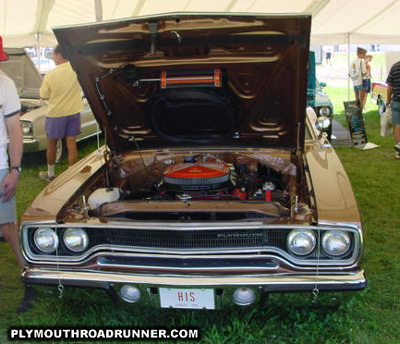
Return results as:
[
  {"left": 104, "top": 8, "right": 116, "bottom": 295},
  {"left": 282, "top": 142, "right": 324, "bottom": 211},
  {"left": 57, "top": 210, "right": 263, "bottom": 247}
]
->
[{"left": 0, "top": 84, "right": 399, "bottom": 343}]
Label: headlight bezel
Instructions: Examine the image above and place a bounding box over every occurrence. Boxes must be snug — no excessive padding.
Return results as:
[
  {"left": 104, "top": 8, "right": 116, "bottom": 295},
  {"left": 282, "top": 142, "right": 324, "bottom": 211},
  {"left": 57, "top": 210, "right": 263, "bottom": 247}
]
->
[
  {"left": 321, "top": 230, "right": 352, "bottom": 258},
  {"left": 287, "top": 228, "right": 317, "bottom": 257},
  {"left": 63, "top": 227, "right": 89, "bottom": 253},
  {"left": 20, "top": 121, "right": 33, "bottom": 136},
  {"left": 319, "top": 106, "right": 332, "bottom": 117},
  {"left": 33, "top": 227, "right": 59, "bottom": 253}
]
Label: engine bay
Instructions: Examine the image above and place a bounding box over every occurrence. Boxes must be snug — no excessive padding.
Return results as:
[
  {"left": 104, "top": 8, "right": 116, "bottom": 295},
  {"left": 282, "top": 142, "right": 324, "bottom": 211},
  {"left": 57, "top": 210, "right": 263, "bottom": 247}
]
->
[
  {"left": 115, "top": 153, "right": 292, "bottom": 204},
  {"left": 62, "top": 150, "right": 314, "bottom": 223}
]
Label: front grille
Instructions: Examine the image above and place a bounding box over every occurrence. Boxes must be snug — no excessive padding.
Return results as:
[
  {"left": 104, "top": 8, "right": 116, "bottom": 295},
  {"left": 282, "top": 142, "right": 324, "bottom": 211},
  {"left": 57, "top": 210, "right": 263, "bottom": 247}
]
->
[
  {"left": 26, "top": 226, "right": 357, "bottom": 263},
  {"left": 104, "top": 227, "right": 290, "bottom": 250},
  {"left": 28, "top": 227, "right": 291, "bottom": 256}
]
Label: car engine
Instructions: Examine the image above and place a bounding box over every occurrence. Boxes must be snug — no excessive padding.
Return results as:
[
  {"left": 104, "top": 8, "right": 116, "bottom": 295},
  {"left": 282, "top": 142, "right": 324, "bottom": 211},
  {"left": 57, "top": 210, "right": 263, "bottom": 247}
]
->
[
  {"left": 86, "top": 153, "right": 293, "bottom": 211},
  {"left": 154, "top": 154, "right": 289, "bottom": 204},
  {"left": 161, "top": 155, "right": 234, "bottom": 192}
]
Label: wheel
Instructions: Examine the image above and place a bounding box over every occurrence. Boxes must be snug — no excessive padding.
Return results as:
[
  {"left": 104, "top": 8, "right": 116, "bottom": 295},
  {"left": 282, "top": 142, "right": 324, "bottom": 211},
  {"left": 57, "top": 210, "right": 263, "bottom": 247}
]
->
[
  {"left": 378, "top": 98, "right": 386, "bottom": 115},
  {"left": 55, "top": 139, "right": 63, "bottom": 163}
]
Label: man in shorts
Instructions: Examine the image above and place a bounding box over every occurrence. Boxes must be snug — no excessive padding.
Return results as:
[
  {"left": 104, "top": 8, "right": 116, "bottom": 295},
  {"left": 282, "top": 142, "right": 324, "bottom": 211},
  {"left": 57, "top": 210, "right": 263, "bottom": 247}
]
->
[
  {"left": 386, "top": 58, "right": 400, "bottom": 159},
  {"left": 0, "top": 34, "right": 24, "bottom": 267},
  {"left": 350, "top": 47, "right": 367, "bottom": 110},
  {"left": 39, "top": 45, "right": 83, "bottom": 181}
]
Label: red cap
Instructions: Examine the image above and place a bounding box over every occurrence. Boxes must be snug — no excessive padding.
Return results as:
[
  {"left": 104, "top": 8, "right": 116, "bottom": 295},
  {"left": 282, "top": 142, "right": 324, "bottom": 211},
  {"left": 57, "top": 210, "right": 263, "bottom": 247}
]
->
[{"left": 0, "top": 35, "right": 9, "bottom": 61}]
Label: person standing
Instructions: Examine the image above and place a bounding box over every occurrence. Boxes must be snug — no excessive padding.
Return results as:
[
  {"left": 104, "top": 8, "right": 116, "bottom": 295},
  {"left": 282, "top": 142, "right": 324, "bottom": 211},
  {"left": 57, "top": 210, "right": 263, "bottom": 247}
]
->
[
  {"left": 39, "top": 45, "right": 83, "bottom": 181},
  {"left": 0, "top": 35, "right": 24, "bottom": 267},
  {"left": 363, "top": 54, "right": 373, "bottom": 108},
  {"left": 349, "top": 47, "right": 367, "bottom": 110},
  {"left": 386, "top": 59, "right": 400, "bottom": 159},
  {"left": 325, "top": 51, "right": 332, "bottom": 65}
]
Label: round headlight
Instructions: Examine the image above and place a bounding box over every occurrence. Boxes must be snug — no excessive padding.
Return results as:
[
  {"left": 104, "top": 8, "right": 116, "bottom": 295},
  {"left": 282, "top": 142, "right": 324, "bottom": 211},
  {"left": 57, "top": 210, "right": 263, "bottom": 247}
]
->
[
  {"left": 34, "top": 227, "right": 59, "bottom": 253},
  {"left": 63, "top": 228, "right": 89, "bottom": 252},
  {"left": 322, "top": 231, "right": 351, "bottom": 257},
  {"left": 21, "top": 121, "right": 33, "bottom": 135},
  {"left": 319, "top": 107, "right": 331, "bottom": 116},
  {"left": 287, "top": 229, "right": 316, "bottom": 256}
]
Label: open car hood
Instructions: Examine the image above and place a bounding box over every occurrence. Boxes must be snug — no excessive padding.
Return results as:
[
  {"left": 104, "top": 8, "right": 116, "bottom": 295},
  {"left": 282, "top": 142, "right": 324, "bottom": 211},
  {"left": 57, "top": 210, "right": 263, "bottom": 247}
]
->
[
  {"left": 3, "top": 48, "right": 42, "bottom": 99},
  {"left": 54, "top": 13, "right": 310, "bottom": 153}
]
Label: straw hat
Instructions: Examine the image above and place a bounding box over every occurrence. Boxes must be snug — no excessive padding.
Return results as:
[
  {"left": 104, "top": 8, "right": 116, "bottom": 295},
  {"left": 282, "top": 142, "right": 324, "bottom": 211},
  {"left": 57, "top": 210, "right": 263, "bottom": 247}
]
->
[
  {"left": 357, "top": 47, "right": 367, "bottom": 55},
  {"left": 0, "top": 35, "right": 9, "bottom": 61}
]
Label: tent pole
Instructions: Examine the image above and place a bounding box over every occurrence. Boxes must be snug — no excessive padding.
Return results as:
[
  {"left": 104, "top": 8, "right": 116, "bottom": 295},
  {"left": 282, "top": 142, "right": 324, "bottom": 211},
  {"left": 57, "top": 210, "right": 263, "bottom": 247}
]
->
[
  {"left": 347, "top": 33, "right": 351, "bottom": 101},
  {"left": 94, "top": 0, "right": 103, "bottom": 22},
  {"left": 36, "top": 33, "right": 42, "bottom": 73}
]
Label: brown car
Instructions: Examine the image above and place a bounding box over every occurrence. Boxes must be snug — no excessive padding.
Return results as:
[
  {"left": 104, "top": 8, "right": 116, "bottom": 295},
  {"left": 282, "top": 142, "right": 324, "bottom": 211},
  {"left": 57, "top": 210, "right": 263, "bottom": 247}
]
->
[{"left": 19, "top": 13, "right": 365, "bottom": 309}]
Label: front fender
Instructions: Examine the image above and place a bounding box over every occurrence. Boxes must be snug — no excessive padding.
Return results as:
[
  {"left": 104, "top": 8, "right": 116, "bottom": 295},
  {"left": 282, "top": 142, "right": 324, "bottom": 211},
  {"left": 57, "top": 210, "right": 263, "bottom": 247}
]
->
[
  {"left": 21, "top": 148, "right": 106, "bottom": 222},
  {"left": 304, "top": 141, "right": 361, "bottom": 228}
]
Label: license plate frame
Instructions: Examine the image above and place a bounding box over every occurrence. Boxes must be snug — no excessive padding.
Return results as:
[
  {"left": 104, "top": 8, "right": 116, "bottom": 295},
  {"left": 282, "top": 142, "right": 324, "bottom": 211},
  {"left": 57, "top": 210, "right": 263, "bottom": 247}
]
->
[{"left": 159, "top": 288, "right": 215, "bottom": 309}]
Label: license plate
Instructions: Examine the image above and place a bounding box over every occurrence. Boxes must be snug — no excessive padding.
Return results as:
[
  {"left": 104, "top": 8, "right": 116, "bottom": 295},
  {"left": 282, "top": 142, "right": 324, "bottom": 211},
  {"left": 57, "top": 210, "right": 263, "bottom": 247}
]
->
[{"left": 159, "top": 288, "right": 215, "bottom": 309}]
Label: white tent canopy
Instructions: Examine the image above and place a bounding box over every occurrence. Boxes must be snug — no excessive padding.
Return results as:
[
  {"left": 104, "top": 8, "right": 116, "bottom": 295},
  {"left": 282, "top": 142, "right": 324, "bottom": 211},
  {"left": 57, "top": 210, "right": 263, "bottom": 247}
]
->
[{"left": 1, "top": 0, "right": 400, "bottom": 47}]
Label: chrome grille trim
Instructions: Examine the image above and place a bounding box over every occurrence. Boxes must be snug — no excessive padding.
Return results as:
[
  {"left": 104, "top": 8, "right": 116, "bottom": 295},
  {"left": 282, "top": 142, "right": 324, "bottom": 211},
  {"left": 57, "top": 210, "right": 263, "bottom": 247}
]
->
[
  {"left": 96, "top": 255, "right": 280, "bottom": 272},
  {"left": 21, "top": 222, "right": 362, "bottom": 268}
]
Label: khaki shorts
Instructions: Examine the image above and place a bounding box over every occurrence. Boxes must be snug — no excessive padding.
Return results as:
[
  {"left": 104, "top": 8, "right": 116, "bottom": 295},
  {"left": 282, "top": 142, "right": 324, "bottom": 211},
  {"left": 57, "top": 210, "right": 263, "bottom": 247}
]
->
[{"left": 0, "top": 169, "right": 16, "bottom": 225}]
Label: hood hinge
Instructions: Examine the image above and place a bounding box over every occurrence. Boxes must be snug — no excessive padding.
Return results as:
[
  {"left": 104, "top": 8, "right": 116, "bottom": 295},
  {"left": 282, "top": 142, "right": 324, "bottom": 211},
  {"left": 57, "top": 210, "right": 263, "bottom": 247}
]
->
[
  {"left": 293, "top": 122, "right": 303, "bottom": 155},
  {"left": 149, "top": 22, "right": 158, "bottom": 55}
]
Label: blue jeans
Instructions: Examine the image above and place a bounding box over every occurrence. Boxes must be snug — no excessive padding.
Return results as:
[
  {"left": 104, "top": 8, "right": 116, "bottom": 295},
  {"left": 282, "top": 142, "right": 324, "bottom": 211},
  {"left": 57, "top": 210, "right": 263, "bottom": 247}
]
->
[
  {"left": 391, "top": 101, "right": 400, "bottom": 125},
  {"left": 0, "top": 169, "right": 16, "bottom": 225}
]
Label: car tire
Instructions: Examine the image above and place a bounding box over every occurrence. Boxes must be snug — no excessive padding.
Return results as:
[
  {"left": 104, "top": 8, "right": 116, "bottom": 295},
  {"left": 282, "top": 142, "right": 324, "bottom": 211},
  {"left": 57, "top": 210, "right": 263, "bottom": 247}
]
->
[{"left": 56, "top": 139, "right": 63, "bottom": 163}]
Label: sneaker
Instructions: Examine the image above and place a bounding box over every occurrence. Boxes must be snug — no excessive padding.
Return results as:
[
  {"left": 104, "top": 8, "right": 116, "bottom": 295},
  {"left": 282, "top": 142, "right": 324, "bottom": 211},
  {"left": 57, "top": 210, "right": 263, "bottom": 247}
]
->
[
  {"left": 396, "top": 152, "right": 400, "bottom": 159},
  {"left": 17, "top": 285, "right": 38, "bottom": 313},
  {"left": 394, "top": 144, "right": 400, "bottom": 154},
  {"left": 39, "top": 171, "right": 55, "bottom": 181}
]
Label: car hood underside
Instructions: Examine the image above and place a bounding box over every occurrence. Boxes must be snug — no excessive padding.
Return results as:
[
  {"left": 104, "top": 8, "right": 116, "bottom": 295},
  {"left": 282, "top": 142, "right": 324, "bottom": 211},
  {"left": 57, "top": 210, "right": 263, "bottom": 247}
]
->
[{"left": 53, "top": 13, "right": 311, "bottom": 153}]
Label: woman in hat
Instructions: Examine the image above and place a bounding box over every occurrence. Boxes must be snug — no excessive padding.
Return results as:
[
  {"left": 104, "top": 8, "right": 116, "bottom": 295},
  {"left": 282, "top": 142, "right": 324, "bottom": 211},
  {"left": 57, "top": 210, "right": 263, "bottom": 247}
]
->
[{"left": 363, "top": 54, "right": 373, "bottom": 108}]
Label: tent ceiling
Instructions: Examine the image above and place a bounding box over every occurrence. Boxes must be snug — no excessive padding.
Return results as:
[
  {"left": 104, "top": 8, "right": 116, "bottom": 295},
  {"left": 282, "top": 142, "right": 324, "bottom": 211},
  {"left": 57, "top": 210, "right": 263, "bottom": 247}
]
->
[{"left": 1, "top": 0, "right": 400, "bottom": 47}]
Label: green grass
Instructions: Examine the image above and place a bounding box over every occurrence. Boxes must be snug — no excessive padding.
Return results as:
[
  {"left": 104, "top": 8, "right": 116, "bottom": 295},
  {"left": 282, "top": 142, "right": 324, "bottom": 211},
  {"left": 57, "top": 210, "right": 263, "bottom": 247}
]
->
[{"left": 1, "top": 89, "right": 400, "bottom": 343}]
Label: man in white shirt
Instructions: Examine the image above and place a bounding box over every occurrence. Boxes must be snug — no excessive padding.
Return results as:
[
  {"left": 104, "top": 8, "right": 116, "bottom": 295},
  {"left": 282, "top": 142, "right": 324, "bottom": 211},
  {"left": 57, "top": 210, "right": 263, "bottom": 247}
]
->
[
  {"left": 0, "top": 34, "right": 24, "bottom": 267},
  {"left": 349, "top": 47, "right": 368, "bottom": 110}
]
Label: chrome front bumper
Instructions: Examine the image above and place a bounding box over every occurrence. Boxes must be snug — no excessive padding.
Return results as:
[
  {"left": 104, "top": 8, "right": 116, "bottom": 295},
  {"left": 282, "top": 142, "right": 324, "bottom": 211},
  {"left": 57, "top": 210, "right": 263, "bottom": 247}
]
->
[
  {"left": 23, "top": 137, "right": 40, "bottom": 152},
  {"left": 23, "top": 268, "right": 366, "bottom": 292}
]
